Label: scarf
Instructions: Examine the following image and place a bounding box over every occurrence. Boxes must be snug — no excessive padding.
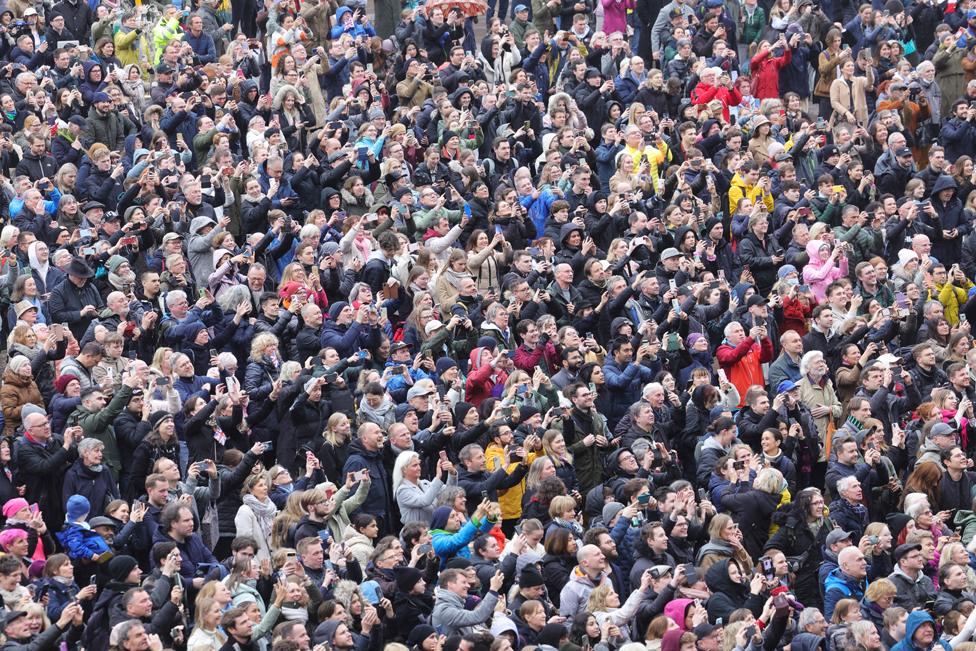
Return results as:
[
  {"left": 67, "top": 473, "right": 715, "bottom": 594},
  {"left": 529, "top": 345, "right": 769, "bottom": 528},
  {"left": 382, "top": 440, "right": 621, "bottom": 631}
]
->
[
  {"left": 442, "top": 267, "right": 471, "bottom": 290},
  {"left": 242, "top": 494, "right": 277, "bottom": 536},
  {"left": 280, "top": 604, "right": 309, "bottom": 623},
  {"left": 109, "top": 268, "right": 136, "bottom": 291},
  {"left": 27, "top": 242, "right": 48, "bottom": 279}
]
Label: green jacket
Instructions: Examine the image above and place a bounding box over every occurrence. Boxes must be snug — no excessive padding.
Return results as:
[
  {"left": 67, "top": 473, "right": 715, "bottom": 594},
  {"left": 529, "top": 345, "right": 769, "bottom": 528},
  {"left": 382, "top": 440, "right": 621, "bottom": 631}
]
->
[
  {"left": 66, "top": 385, "right": 133, "bottom": 479},
  {"left": 556, "top": 407, "right": 612, "bottom": 493},
  {"left": 834, "top": 223, "right": 883, "bottom": 270},
  {"left": 740, "top": 5, "right": 766, "bottom": 47}
]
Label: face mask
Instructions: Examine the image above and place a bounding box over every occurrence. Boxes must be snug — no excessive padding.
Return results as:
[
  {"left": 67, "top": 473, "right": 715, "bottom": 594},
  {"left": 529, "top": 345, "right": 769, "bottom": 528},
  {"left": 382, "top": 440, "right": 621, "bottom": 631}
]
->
[{"left": 785, "top": 277, "right": 799, "bottom": 286}]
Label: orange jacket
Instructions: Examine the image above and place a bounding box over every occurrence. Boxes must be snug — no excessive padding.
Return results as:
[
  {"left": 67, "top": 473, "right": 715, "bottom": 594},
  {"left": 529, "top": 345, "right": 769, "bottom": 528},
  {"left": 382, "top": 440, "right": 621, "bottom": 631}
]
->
[{"left": 716, "top": 336, "right": 774, "bottom": 405}]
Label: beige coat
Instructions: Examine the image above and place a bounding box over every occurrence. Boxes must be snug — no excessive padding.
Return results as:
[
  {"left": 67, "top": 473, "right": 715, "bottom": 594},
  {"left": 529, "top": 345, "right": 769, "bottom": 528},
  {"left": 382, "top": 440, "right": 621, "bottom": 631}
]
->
[
  {"left": 798, "top": 375, "right": 842, "bottom": 462},
  {"left": 829, "top": 70, "right": 874, "bottom": 126}
]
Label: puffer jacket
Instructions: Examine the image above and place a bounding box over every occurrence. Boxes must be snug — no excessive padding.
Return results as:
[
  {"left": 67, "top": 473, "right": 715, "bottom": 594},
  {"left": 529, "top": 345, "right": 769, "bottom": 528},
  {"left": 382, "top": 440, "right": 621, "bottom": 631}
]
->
[
  {"left": 341, "top": 438, "right": 394, "bottom": 530},
  {"left": 703, "top": 559, "right": 765, "bottom": 624},
  {"left": 0, "top": 367, "right": 42, "bottom": 437}
]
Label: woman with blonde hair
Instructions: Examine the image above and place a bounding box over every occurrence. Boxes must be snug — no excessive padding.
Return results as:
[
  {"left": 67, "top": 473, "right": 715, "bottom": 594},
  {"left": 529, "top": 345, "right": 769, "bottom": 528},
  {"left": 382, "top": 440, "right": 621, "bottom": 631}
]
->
[
  {"left": 394, "top": 450, "right": 457, "bottom": 525},
  {"left": 315, "top": 412, "right": 353, "bottom": 481},
  {"left": 235, "top": 473, "right": 277, "bottom": 562},
  {"left": 187, "top": 597, "right": 228, "bottom": 650},
  {"left": 939, "top": 542, "right": 976, "bottom": 591},
  {"left": 585, "top": 572, "right": 655, "bottom": 643},
  {"left": 540, "top": 430, "right": 576, "bottom": 492},
  {"left": 271, "top": 491, "right": 307, "bottom": 549},
  {"left": 244, "top": 332, "right": 282, "bottom": 402}
]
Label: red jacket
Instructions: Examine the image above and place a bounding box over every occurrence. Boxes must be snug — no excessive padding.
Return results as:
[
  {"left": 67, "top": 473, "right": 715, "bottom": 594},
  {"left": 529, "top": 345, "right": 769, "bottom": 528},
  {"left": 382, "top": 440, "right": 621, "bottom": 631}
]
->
[
  {"left": 465, "top": 346, "right": 508, "bottom": 406},
  {"left": 513, "top": 341, "right": 560, "bottom": 375},
  {"left": 716, "top": 335, "right": 774, "bottom": 405},
  {"left": 749, "top": 48, "right": 791, "bottom": 99},
  {"left": 690, "top": 82, "right": 743, "bottom": 122}
]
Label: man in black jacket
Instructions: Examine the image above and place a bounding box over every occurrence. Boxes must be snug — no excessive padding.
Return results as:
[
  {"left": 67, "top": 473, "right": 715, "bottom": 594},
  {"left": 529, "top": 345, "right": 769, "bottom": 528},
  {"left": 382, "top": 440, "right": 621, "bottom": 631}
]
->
[
  {"left": 457, "top": 438, "right": 529, "bottom": 513},
  {"left": 50, "top": 257, "right": 105, "bottom": 341},
  {"left": 295, "top": 303, "right": 324, "bottom": 365},
  {"left": 1, "top": 602, "right": 84, "bottom": 651}
]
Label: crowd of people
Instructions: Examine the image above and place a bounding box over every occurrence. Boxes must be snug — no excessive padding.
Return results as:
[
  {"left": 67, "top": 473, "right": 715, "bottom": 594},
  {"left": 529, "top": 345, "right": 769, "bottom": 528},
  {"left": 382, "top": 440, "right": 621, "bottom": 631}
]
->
[{"left": 2, "top": 0, "right": 976, "bottom": 649}]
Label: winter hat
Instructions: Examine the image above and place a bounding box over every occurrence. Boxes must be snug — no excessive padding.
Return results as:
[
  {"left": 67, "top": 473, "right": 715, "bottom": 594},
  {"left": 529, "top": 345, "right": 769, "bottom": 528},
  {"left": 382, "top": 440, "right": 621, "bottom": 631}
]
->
[
  {"left": 429, "top": 505, "right": 453, "bottom": 531},
  {"left": 520, "top": 406, "right": 540, "bottom": 421},
  {"left": 407, "top": 625, "right": 437, "bottom": 648},
  {"left": 602, "top": 501, "right": 625, "bottom": 526},
  {"left": 65, "top": 495, "right": 90, "bottom": 522},
  {"left": 107, "top": 255, "right": 128, "bottom": 274},
  {"left": 0, "top": 529, "right": 26, "bottom": 551},
  {"left": 328, "top": 301, "right": 349, "bottom": 320},
  {"left": 519, "top": 566, "right": 546, "bottom": 588},
  {"left": 435, "top": 357, "right": 458, "bottom": 375},
  {"left": 54, "top": 374, "right": 79, "bottom": 394},
  {"left": 537, "top": 624, "right": 567, "bottom": 648},
  {"left": 1, "top": 498, "right": 28, "bottom": 520},
  {"left": 107, "top": 555, "right": 139, "bottom": 583},
  {"left": 476, "top": 337, "right": 497, "bottom": 351},
  {"left": 445, "top": 557, "right": 472, "bottom": 569},
  {"left": 777, "top": 264, "right": 798, "bottom": 279},
  {"left": 897, "top": 249, "right": 919, "bottom": 267},
  {"left": 314, "top": 620, "right": 343, "bottom": 646},
  {"left": 394, "top": 566, "right": 424, "bottom": 593},
  {"left": 148, "top": 411, "right": 174, "bottom": 431},
  {"left": 19, "top": 403, "right": 45, "bottom": 424},
  {"left": 686, "top": 332, "right": 705, "bottom": 349},
  {"left": 7, "top": 356, "right": 29, "bottom": 375}
]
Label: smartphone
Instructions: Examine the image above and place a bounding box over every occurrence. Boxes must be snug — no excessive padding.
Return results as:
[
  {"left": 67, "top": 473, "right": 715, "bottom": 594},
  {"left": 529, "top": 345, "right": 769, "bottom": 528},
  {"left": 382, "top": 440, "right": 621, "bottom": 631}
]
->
[
  {"left": 317, "top": 529, "right": 331, "bottom": 543},
  {"left": 264, "top": 441, "right": 274, "bottom": 451},
  {"left": 324, "top": 371, "right": 338, "bottom": 382},
  {"left": 798, "top": 207, "right": 812, "bottom": 217},
  {"left": 89, "top": 574, "right": 97, "bottom": 586},
  {"left": 637, "top": 493, "right": 651, "bottom": 504},
  {"left": 209, "top": 348, "right": 218, "bottom": 358},
  {"left": 831, "top": 185, "right": 844, "bottom": 194},
  {"left": 121, "top": 236, "right": 138, "bottom": 246},
  {"left": 198, "top": 288, "right": 206, "bottom": 299},
  {"left": 760, "top": 557, "right": 774, "bottom": 579},
  {"left": 697, "top": 488, "right": 707, "bottom": 501},
  {"left": 417, "top": 543, "right": 433, "bottom": 555},
  {"left": 156, "top": 377, "right": 169, "bottom": 386},
  {"left": 358, "top": 350, "right": 368, "bottom": 360},
  {"left": 669, "top": 279, "right": 678, "bottom": 293},
  {"left": 357, "top": 146, "right": 368, "bottom": 164},
  {"left": 79, "top": 228, "right": 93, "bottom": 238},
  {"left": 438, "top": 450, "right": 448, "bottom": 461},
  {"left": 80, "top": 246, "right": 96, "bottom": 256},
  {"left": 481, "top": 490, "right": 489, "bottom": 501}
]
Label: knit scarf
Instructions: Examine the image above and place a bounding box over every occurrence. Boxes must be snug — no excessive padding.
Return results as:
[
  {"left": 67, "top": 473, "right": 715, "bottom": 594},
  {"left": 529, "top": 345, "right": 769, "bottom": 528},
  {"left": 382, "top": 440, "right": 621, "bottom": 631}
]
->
[
  {"left": 242, "top": 494, "right": 277, "bottom": 537},
  {"left": 442, "top": 267, "right": 471, "bottom": 290}
]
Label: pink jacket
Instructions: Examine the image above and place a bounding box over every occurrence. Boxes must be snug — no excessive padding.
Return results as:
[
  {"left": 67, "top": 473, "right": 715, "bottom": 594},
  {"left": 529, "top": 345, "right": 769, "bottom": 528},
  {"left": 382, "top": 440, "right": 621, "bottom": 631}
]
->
[
  {"left": 601, "top": 0, "right": 634, "bottom": 37},
  {"left": 802, "top": 240, "right": 848, "bottom": 301}
]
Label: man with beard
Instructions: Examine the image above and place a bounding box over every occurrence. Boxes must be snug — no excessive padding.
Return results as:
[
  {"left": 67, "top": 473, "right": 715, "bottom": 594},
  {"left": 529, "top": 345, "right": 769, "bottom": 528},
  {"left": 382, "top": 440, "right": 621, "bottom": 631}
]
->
[
  {"left": 583, "top": 526, "right": 625, "bottom": 594},
  {"left": 550, "top": 347, "right": 583, "bottom": 390}
]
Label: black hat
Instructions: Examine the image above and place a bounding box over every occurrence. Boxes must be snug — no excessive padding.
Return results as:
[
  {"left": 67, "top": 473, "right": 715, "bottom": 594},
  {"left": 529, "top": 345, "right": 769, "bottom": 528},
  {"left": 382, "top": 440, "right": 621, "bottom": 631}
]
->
[
  {"left": 746, "top": 294, "right": 768, "bottom": 308},
  {"left": 66, "top": 257, "right": 94, "bottom": 279},
  {"left": 519, "top": 566, "right": 545, "bottom": 588},
  {"left": 407, "top": 625, "right": 437, "bottom": 648},
  {"left": 82, "top": 201, "right": 106, "bottom": 212},
  {"left": 893, "top": 542, "right": 922, "bottom": 563},
  {"left": 445, "top": 557, "right": 472, "bottom": 570},
  {"left": 585, "top": 67, "right": 602, "bottom": 79},
  {"left": 156, "top": 63, "right": 174, "bottom": 74},
  {"left": 0, "top": 611, "right": 26, "bottom": 630},
  {"left": 108, "top": 555, "right": 139, "bottom": 583},
  {"left": 68, "top": 115, "right": 87, "bottom": 128},
  {"left": 394, "top": 566, "right": 424, "bottom": 593},
  {"left": 148, "top": 410, "right": 174, "bottom": 431}
]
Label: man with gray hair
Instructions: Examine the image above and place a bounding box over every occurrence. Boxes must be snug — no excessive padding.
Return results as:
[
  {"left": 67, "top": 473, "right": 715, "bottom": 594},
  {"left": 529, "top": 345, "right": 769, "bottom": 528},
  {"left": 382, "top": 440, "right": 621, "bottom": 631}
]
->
[
  {"left": 559, "top": 544, "right": 611, "bottom": 617},
  {"left": 828, "top": 476, "right": 869, "bottom": 543},
  {"left": 158, "top": 289, "right": 219, "bottom": 348},
  {"left": 62, "top": 437, "right": 119, "bottom": 517}
]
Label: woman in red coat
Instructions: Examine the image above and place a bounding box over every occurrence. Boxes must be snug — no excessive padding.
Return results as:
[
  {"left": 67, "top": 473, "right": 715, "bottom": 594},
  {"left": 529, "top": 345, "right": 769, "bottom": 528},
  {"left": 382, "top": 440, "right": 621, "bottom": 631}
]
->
[{"left": 750, "top": 36, "right": 792, "bottom": 100}]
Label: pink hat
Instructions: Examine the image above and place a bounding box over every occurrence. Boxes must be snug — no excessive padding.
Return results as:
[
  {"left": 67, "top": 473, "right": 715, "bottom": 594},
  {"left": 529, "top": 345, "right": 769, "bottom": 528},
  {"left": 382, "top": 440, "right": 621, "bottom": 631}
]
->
[
  {"left": 0, "top": 528, "right": 27, "bottom": 551},
  {"left": 2, "top": 498, "right": 28, "bottom": 520}
]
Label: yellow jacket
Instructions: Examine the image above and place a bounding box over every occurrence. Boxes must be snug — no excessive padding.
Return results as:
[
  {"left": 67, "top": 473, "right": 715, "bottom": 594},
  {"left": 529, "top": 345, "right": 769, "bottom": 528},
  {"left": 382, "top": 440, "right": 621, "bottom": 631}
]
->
[
  {"left": 728, "top": 172, "right": 774, "bottom": 215},
  {"left": 936, "top": 280, "right": 974, "bottom": 325},
  {"left": 485, "top": 444, "right": 540, "bottom": 521},
  {"left": 622, "top": 142, "right": 669, "bottom": 195}
]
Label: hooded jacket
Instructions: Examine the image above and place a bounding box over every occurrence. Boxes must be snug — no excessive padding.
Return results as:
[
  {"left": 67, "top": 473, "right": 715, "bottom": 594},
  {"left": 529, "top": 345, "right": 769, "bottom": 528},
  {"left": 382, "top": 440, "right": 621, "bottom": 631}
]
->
[
  {"left": 704, "top": 559, "right": 765, "bottom": 624},
  {"left": 802, "top": 239, "right": 848, "bottom": 302},
  {"left": 890, "top": 610, "right": 951, "bottom": 651},
  {"left": 926, "top": 174, "right": 971, "bottom": 265},
  {"left": 430, "top": 586, "right": 499, "bottom": 637},
  {"left": 558, "top": 564, "right": 612, "bottom": 618}
]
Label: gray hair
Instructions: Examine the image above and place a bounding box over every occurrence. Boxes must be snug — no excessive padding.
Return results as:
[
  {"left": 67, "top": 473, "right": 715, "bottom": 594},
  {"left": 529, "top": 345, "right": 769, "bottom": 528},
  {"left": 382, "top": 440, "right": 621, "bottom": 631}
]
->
[
  {"left": 797, "top": 607, "right": 825, "bottom": 631},
  {"left": 836, "top": 475, "right": 860, "bottom": 495},
  {"left": 218, "top": 284, "right": 251, "bottom": 312},
  {"left": 904, "top": 493, "right": 931, "bottom": 519},
  {"left": 78, "top": 438, "right": 105, "bottom": 454},
  {"left": 165, "top": 290, "right": 187, "bottom": 308},
  {"left": 799, "top": 350, "right": 825, "bottom": 377}
]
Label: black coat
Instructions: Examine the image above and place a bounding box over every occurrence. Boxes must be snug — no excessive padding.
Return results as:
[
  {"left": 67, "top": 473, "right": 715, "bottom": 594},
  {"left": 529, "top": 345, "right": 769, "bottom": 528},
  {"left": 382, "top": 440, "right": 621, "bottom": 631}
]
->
[
  {"left": 719, "top": 483, "right": 780, "bottom": 559},
  {"left": 12, "top": 434, "right": 78, "bottom": 532},
  {"left": 49, "top": 277, "right": 105, "bottom": 341},
  {"left": 62, "top": 459, "right": 120, "bottom": 517},
  {"left": 736, "top": 232, "right": 785, "bottom": 295},
  {"left": 765, "top": 508, "right": 835, "bottom": 609}
]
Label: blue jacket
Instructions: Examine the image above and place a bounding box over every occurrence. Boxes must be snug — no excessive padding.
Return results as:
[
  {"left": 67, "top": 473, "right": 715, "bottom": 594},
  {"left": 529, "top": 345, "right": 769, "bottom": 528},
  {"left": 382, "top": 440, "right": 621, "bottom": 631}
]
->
[
  {"left": 823, "top": 568, "right": 866, "bottom": 621},
  {"left": 183, "top": 30, "right": 217, "bottom": 63},
  {"left": 56, "top": 521, "right": 112, "bottom": 560},
  {"left": 431, "top": 516, "right": 493, "bottom": 564},
  {"left": 320, "top": 320, "right": 381, "bottom": 358},
  {"left": 151, "top": 528, "right": 220, "bottom": 581},
  {"left": 342, "top": 438, "right": 394, "bottom": 528},
  {"left": 942, "top": 117, "right": 976, "bottom": 164},
  {"left": 891, "top": 610, "right": 951, "bottom": 651},
  {"left": 602, "top": 359, "right": 654, "bottom": 428}
]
